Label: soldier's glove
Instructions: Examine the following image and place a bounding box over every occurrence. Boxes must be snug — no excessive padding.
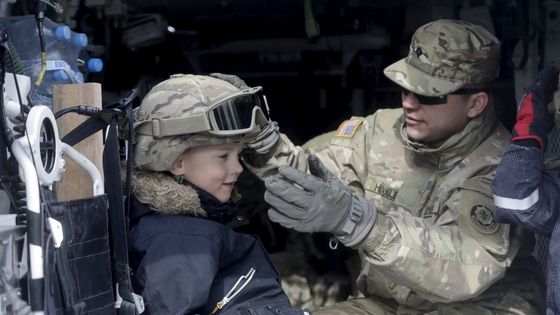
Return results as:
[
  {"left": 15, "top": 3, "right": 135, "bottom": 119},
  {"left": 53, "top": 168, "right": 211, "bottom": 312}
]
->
[
  {"left": 245, "top": 121, "right": 280, "bottom": 154},
  {"left": 265, "top": 154, "right": 377, "bottom": 247},
  {"left": 208, "top": 73, "right": 249, "bottom": 89},
  {"left": 512, "top": 65, "right": 559, "bottom": 150}
]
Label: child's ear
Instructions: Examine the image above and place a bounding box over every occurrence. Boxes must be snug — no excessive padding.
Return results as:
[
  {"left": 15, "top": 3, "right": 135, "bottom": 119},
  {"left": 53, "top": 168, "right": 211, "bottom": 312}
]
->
[{"left": 169, "top": 156, "right": 184, "bottom": 176}]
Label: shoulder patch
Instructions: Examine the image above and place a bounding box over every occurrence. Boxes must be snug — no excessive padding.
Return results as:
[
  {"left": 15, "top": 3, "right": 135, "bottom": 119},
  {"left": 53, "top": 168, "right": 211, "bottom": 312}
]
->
[
  {"left": 470, "top": 205, "right": 499, "bottom": 234},
  {"left": 335, "top": 118, "right": 364, "bottom": 138},
  {"left": 457, "top": 185, "right": 509, "bottom": 255}
]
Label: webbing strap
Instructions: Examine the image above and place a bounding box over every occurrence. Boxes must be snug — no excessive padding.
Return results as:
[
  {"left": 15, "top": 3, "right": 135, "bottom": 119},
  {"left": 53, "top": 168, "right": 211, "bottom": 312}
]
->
[
  {"left": 104, "top": 119, "right": 143, "bottom": 314},
  {"left": 61, "top": 116, "right": 107, "bottom": 146},
  {"left": 59, "top": 109, "right": 142, "bottom": 314}
]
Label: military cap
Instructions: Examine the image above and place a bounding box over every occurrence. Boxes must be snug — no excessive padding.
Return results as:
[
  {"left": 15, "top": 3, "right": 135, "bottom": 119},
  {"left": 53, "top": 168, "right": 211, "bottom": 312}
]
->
[{"left": 384, "top": 19, "right": 501, "bottom": 96}]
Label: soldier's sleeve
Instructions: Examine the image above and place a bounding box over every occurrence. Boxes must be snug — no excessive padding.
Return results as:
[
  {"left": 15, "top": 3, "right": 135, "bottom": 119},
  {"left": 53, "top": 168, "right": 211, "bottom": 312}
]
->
[
  {"left": 243, "top": 116, "right": 371, "bottom": 195},
  {"left": 356, "top": 175, "right": 516, "bottom": 302},
  {"left": 492, "top": 144, "right": 560, "bottom": 236},
  {"left": 242, "top": 132, "right": 310, "bottom": 178}
]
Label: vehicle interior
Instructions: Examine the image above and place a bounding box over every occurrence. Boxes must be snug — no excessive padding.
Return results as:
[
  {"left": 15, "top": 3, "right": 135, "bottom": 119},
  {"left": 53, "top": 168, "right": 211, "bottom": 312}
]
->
[{"left": 0, "top": 0, "right": 558, "bottom": 313}]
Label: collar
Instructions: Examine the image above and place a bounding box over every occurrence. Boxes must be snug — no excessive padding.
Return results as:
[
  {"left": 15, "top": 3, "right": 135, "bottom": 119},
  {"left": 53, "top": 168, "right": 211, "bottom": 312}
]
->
[
  {"left": 398, "top": 105, "right": 497, "bottom": 170},
  {"left": 130, "top": 169, "right": 247, "bottom": 227},
  {"left": 175, "top": 176, "right": 244, "bottom": 225}
]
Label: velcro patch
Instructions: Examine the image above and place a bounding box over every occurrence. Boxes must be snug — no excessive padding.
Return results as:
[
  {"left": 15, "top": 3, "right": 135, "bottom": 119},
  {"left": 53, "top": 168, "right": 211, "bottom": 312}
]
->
[
  {"left": 372, "top": 182, "right": 398, "bottom": 201},
  {"left": 470, "top": 205, "right": 499, "bottom": 234},
  {"left": 335, "top": 118, "right": 364, "bottom": 138}
]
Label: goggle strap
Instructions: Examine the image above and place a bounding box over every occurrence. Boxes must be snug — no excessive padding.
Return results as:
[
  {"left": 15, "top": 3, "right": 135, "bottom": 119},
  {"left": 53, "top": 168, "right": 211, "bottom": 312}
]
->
[{"left": 136, "top": 115, "right": 211, "bottom": 138}]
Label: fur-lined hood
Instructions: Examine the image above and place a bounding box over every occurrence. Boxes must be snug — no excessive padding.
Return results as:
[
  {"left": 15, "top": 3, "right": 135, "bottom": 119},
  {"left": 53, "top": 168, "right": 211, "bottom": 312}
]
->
[{"left": 129, "top": 169, "right": 207, "bottom": 217}]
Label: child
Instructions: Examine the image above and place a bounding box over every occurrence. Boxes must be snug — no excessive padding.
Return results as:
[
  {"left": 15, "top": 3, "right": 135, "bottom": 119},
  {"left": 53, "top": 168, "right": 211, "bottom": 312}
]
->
[
  {"left": 128, "top": 74, "right": 308, "bottom": 315},
  {"left": 492, "top": 65, "right": 559, "bottom": 315}
]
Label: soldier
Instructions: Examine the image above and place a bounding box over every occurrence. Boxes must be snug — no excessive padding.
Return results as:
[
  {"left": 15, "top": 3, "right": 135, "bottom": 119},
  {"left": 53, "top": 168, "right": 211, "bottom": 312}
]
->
[
  {"left": 491, "top": 65, "right": 559, "bottom": 315},
  {"left": 128, "top": 74, "right": 309, "bottom": 315},
  {"left": 242, "top": 19, "right": 545, "bottom": 314}
]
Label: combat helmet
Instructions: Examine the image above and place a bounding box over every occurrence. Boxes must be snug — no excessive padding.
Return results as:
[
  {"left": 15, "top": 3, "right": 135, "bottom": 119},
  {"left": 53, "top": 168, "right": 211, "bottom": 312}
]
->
[{"left": 133, "top": 74, "right": 269, "bottom": 171}]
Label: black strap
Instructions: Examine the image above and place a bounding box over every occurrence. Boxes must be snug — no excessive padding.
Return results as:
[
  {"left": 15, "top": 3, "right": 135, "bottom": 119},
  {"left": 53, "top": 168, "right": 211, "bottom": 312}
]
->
[
  {"left": 59, "top": 110, "right": 140, "bottom": 314},
  {"left": 61, "top": 116, "right": 107, "bottom": 147},
  {"left": 55, "top": 86, "right": 142, "bottom": 314},
  {"left": 104, "top": 118, "right": 139, "bottom": 315}
]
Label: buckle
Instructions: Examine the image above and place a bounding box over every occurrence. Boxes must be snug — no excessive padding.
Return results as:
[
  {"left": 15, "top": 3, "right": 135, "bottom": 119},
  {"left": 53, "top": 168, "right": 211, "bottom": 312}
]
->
[{"left": 115, "top": 283, "right": 145, "bottom": 314}]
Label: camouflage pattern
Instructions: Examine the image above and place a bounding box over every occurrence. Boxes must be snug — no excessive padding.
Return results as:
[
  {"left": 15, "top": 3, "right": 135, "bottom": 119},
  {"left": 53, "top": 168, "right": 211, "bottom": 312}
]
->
[
  {"left": 241, "top": 130, "right": 353, "bottom": 310},
  {"left": 384, "top": 19, "right": 501, "bottom": 96},
  {"left": 313, "top": 296, "right": 396, "bottom": 315},
  {"left": 244, "top": 103, "right": 544, "bottom": 314},
  {"left": 301, "top": 130, "right": 336, "bottom": 151},
  {"left": 133, "top": 74, "right": 256, "bottom": 171},
  {"left": 269, "top": 239, "right": 353, "bottom": 310},
  {"left": 313, "top": 266, "right": 543, "bottom": 315}
]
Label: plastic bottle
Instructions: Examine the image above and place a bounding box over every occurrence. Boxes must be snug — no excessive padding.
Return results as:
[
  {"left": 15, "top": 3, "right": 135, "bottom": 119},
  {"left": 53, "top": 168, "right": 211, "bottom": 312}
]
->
[
  {"left": 1, "top": 15, "right": 71, "bottom": 62},
  {"left": 0, "top": 16, "right": 103, "bottom": 107},
  {"left": 76, "top": 52, "right": 104, "bottom": 82},
  {"left": 45, "top": 30, "right": 96, "bottom": 84},
  {"left": 25, "top": 59, "right": 77, "bottom": 107}
]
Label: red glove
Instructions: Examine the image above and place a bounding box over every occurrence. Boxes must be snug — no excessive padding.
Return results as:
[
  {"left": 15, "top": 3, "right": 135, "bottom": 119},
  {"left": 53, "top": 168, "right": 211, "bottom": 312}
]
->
[{"left": 512, "top": 65, "right": 559, "bottom": 150}]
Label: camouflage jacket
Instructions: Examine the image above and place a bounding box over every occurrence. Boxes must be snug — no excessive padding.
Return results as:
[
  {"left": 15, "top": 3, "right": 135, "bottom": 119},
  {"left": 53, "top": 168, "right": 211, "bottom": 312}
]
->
[{"left": 245, "top": 107, "right": 530, "bottom": 308}]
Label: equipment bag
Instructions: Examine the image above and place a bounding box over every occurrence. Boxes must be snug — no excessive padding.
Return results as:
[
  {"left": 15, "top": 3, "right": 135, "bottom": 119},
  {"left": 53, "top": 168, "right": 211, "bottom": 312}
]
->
[
  {"left": 55, "top": 86, "right": 144, "bottom": 315},
  {"left": 46, "top": 195, "right": 115, "bottom": 315}
]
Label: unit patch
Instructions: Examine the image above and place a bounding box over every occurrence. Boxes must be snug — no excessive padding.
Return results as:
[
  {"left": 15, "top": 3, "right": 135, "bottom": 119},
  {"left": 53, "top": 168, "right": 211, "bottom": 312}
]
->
[
  {"left": 335, "top": 118, "right": 364, "bottom": 138},
  {"left": 372, "top": 182, "right": 398, "bottom": 201},
  {"left": 470, "top": 205, "right": 499, "bottom": 234}
]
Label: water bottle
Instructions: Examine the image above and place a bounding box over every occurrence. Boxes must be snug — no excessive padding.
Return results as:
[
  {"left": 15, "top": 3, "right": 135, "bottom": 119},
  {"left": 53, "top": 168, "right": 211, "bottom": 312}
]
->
[
  {"left": 1, "top": 15, "right": 71, "bottom": 62},
  {"left": 25, "top": 59, "right": 78, "bottom": 107},
  {"left": 0, "top": 16, "right": 103, "bottom": 107},
  {"left": 48, "top": 30, "right": 103, "bottom": 84},
  {"left": 76, "top": 51, "right": 103, "bottom": 82}
]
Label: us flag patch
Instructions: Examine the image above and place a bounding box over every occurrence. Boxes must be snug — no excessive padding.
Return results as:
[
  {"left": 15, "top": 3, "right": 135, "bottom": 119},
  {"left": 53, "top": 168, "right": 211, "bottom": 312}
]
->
[{"left": 335, "top": 118, "right": 364, "bottom": 138}]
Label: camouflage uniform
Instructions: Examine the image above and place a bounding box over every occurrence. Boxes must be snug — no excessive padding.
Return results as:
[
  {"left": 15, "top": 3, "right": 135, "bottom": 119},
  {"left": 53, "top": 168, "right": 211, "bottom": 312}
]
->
[
  {"left": 245, "top": 20, "right": 544, "bottom": 314},
  {"left": 270, "top": 130, "right": 353, "bottom": 310}
]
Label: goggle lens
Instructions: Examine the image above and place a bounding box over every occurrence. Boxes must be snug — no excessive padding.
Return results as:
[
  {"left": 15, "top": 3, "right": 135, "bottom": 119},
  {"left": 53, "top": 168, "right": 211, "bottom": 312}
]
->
[{"left": 211, "top": 89, "right": 270, "bottom": 131}]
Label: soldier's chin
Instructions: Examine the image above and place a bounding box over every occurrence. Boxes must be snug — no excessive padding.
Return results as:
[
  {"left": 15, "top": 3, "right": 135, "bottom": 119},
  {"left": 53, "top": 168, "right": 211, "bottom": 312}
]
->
[{"left": 405, "top": 127, "right": 425, "bottom": 142}]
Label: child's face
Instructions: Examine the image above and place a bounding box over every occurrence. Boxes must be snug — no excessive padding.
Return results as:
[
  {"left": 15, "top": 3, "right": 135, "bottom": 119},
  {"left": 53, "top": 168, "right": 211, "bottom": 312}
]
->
[{"left": 170, "top": 143, "right": 243, "bottom": 203}]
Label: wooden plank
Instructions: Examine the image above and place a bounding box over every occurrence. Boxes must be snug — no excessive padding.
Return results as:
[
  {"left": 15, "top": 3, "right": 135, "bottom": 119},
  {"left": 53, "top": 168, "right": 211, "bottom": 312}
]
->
[{"left": 53, "top": 83, "right": 103, "bottom": 201}]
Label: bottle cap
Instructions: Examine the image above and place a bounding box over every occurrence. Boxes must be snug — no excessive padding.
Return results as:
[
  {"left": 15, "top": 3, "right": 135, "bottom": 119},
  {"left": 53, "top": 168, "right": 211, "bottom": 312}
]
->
[
  {"left": 55, "top": 26, "right": 71, "bottom": 41},
  {"left": 52, "top": 70, "right": 69, "bottom": 82},
  {"left": 72, "top": 33, "right": 88, "bottom": 48},
  {"left": 87, "top": 58, "right": 104, "bottom": 72}
]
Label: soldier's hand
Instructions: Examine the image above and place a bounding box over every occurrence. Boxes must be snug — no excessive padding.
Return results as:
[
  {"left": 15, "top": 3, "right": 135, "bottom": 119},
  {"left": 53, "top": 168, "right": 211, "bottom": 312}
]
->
[
  {"left": 512, "top": 65, "right": 559, "bottom": 150},
  {"left": 245, "top": 121, "right": 280, "bottom": 154},
  {"left": 265, "top": 154, "right": 377, "bottom": 246}
]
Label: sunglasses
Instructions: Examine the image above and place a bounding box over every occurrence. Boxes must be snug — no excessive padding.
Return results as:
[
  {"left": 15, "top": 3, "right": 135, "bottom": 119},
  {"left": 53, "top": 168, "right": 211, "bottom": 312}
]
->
[{"left": 401, "top": 88, "right": 485, "bottom": 105}]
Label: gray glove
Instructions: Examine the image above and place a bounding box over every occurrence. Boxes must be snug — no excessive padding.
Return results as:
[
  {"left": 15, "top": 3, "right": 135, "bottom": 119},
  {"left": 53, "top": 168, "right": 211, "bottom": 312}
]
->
[
  {"left": 245, "top": 121, "right": 280, "bottom": 154},
  {"left": 208, "top": 73, "right": 249, "bottom": 89},
  {"left": 265, "top": 154, "right": 377, "bottom": 246}
]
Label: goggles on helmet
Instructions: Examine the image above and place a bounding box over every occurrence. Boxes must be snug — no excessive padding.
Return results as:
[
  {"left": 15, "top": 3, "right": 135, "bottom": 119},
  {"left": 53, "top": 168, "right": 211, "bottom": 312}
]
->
[{"left": 135, "top": 86, "right": 271, "bottom": 138}]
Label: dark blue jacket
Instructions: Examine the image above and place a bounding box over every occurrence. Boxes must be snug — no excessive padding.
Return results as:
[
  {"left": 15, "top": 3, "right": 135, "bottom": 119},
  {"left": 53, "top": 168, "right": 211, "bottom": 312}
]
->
[
  {"left": 128, "top": 195, "right": 306, "bottom": 315},
  {"left": 492, "top": 144, "right": 560, "bottom": 315}
]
